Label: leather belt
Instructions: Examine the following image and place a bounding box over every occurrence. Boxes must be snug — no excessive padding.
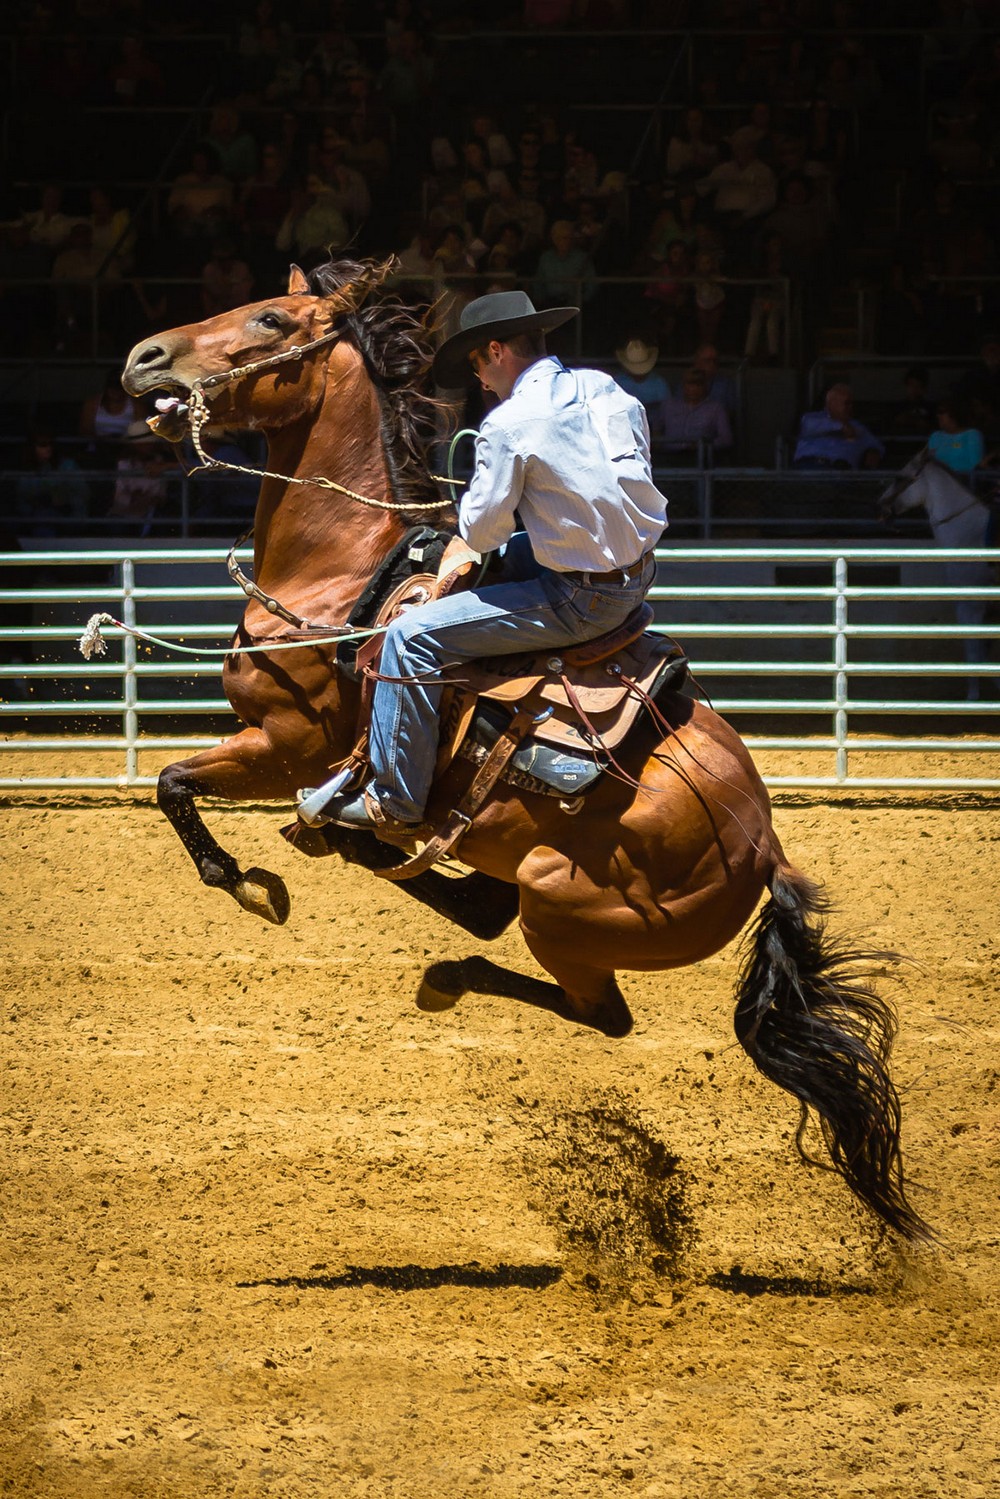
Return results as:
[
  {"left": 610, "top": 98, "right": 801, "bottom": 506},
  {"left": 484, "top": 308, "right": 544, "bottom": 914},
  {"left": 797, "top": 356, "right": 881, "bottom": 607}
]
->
[{"left": 561, "top": 550, "right": 654, "bottom": 585}]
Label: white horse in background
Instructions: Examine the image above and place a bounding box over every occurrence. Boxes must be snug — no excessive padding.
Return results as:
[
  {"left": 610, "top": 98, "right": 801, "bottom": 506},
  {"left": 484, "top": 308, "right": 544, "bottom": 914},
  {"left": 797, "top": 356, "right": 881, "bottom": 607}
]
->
[{"left": 879, "top": 452, "right": 998, "bottom": 698}]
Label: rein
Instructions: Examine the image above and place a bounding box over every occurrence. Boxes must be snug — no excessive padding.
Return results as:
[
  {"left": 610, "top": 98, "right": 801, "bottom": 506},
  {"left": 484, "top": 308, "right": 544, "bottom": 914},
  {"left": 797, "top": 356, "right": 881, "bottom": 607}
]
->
[
  {"left": 184, "top": 322, "right": 457, "bottom": 515},
  {"left": 183, "top": 318, "right": 461, "bottom": 631}
]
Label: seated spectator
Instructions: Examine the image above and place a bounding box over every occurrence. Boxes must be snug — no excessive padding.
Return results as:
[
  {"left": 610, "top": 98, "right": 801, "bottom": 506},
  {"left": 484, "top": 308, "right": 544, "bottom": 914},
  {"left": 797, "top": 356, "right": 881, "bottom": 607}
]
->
[
  {"left": 485, "top": 220, "right": 529, "bottom": 278},
  {"left": 240, "top": 143, "right": 292, "bottom": 243},
  {"left": 23, "top": 184, "right": 77, "bottom": 257},
  {"left": 87, "top": 185, "right": 134, "bottom": 275},
  {"left": 201, "top": 241, "right": 255, "bottom": 316},
  {"left": 692, "top": 247, "right": 726, "bottom": 344},
  {"left": 342, "top": 108, "right": 390, "bottom": 186},
  {"left": 205, "top": 104, "right": 258, "bottom": 183},
  {"left": 12, "top": 428, "right": 89, "bottom": 535},
  {"left": 254, "top": 25, "right": 303, "bottom": 104},
  {"left": 876, "top": 261, "right": 928, "bottom": 356},
  {"left": 927, "top": 399, "right": 984, "bottom": 479},
  {"left": 481, "top": 171, "right": 547, "bottom": 255},
  {"left": 665, "top": 106, "right": 719, "bottom": 183},
  {"left": 613, "top": 336, "right": 668, "bottom": 437},
  {"left": 697, "top": 134, "right": 777, "bottom": 228},
  {"left": 955, "top": 332, "right": 1000, "bottom": 429},
  {"left": 394, "top": 222, "right": 438, "bottom": 299},
  {"left": 51, "top": 223, "right": 120, "bottom": 349},
  {"left": 275, "top": 175, "right": 350, "bottom": 259},
  {"left": 106, "top": 32, "right": 164, "bottom": 104},
  {"left": 929, "top": 109, "right": 988, "bottom": 180},
  {"left": 792, "top": 383, "right": 884, "bottom": 469},
  {"left": 730, "top": 105, "right": 777, "bottom": 168},
  {"left": 640, "top": 185, "right": 702, "bottom": 269},
  {"left": 110, "top": 420, "right": 177, "bottom": 534},
  {"left": 889, "top": 366, "right": 936, "bottom": 436},
  {"left": 533, "top": 219, "right": 596, "bottom": 307},
  {"left": 743, "top": 233, "right": 787, "bottom": 362},
  {"left": 562, "top": 134, "right": 600, "bottom": 198},
  {"left": 661, "top": 367, "right": 733, "bottom": 455},
  {"left": 312, "top": 134, "right": 371, "bottom": 235},
  {"left": 572, "top": 196, "right": 608, "bottom": 265},
  {"left": 168, "top": 148, "right": 235, "bottom": 240},
  {"left": 691, "top": 343, "right": 738, "bottom": 416},
  {"left": 774, "top": 135, "right": 836, "bottom": 214},
  {"left": 467, "top": 112, "right": 514, "bottom": 170},
  {"left": 803, "top": 95, "right": 849, "bottom": 173},
  {"left": 79, "top": 369, "right": 137, "bottom": 445},
  {"left": 643, "top": 239, "right": 692, "bottom": 345},
  {"left": 762, "top": 174, "right": 830, "bottom": 277}
]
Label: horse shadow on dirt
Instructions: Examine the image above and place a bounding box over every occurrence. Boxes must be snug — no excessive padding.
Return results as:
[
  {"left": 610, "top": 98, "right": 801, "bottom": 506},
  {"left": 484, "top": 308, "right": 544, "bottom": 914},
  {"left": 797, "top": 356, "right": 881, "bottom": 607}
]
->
[{"left": 236, "top": 1263, "right": 563, "bottom": 1293}]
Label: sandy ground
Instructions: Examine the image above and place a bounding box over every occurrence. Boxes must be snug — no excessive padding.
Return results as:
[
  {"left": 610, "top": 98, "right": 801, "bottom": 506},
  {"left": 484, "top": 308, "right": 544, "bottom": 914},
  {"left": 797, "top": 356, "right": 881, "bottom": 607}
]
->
[{"left": 2, "top": 750, "right": 999, "bottom": 1498}]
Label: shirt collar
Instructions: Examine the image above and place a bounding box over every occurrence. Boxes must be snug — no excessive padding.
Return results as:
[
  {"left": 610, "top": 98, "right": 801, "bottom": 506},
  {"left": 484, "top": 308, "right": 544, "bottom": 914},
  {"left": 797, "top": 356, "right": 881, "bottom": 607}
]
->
[{"left": 510, "top": 354, "right": 564, "bottom": 397}]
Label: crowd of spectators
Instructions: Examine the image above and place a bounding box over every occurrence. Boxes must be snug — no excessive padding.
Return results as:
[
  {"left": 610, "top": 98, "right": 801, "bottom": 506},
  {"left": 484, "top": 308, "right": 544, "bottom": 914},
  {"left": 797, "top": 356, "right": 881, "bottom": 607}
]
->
[{"left": 2, "top": 0, "right": 1000, "bottom": 533}]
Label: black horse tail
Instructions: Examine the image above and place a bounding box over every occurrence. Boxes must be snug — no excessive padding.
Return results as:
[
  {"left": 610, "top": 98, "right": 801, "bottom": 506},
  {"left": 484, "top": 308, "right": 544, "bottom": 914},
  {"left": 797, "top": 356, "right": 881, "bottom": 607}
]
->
[{"left": 733, "top": 862, "right": 932, "bottom": 1241}]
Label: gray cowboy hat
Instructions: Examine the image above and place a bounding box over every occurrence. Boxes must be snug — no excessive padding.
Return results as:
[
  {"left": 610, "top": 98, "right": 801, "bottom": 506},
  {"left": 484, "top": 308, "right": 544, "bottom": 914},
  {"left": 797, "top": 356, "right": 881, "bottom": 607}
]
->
[{"left": 432, "top": 289, "right": 578, "bottom": 385}]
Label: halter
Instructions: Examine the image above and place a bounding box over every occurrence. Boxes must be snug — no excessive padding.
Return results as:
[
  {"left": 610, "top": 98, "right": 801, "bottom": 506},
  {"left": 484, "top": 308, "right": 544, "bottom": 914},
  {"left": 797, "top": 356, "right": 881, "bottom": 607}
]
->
[{"left": 181, "top": 311, "right": 458, "bottom": 629}]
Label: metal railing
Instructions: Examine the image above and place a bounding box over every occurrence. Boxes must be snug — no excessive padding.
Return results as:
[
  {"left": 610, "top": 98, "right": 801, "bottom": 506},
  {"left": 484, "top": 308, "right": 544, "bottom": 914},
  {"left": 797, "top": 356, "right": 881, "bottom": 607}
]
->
[
  {"left": 2, "top": 543, "right": 999, "bottom": 791},
  {"left": 1, "top": 466, "right": 949, "bottom": 543}
]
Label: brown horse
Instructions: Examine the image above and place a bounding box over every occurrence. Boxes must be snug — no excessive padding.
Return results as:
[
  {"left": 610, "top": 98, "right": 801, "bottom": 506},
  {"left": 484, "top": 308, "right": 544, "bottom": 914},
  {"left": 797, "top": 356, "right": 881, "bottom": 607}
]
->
[{"left": 122, "top": 258, "right": 929, "bottom": 1241}]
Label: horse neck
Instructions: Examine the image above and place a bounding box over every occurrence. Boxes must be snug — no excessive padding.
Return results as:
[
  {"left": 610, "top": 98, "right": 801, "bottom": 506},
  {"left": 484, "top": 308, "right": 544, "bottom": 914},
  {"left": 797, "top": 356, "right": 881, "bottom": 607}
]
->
[
  {"left": 922, "top": 465, "right": 987, "bottom": 543},
  {"left": 251, "top": 363, "right": 407, "bottom": 610}
]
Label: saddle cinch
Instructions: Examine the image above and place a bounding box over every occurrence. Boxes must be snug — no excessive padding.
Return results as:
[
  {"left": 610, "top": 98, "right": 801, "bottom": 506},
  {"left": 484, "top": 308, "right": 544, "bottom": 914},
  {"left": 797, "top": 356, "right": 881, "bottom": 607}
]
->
[{"left": 289, "top": 568, "right": 688, "bottom": 881}]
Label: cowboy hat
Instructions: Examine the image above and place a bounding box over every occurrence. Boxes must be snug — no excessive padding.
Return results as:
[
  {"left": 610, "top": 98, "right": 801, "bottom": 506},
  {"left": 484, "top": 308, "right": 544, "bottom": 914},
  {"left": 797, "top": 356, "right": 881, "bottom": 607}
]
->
[
  {"left": 432, "top": 289, "right": 578, "bottom": 385},
  {"left": 615, "top": 337, "right": 658, "bottom": 377}
]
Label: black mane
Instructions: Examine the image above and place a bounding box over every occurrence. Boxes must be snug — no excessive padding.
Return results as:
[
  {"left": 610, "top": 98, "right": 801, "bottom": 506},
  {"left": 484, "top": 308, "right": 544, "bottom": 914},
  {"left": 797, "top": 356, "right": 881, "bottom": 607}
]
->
[{"left": 306, "top": 257, "right": 456, "bottom": 523}]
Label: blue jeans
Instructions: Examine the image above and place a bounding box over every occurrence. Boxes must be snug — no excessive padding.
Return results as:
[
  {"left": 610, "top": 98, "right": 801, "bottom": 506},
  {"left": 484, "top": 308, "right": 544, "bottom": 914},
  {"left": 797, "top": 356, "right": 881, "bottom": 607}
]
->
[{"left": 368, "top": 535, "right": 656, "bottom": 822}]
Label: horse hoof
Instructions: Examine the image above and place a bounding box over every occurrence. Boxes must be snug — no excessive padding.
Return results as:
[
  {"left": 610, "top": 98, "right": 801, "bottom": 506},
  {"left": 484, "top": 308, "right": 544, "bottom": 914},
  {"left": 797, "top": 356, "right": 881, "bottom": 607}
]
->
[{"left": 233, "top": 867, "right": 291, "bottom": 925}]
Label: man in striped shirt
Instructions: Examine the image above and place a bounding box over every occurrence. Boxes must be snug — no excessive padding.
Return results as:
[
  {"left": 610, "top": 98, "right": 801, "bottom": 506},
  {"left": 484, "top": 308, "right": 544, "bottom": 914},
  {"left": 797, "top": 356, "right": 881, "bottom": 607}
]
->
[{"left": 300, "top": 290, "right": 669, "bottom": 842}]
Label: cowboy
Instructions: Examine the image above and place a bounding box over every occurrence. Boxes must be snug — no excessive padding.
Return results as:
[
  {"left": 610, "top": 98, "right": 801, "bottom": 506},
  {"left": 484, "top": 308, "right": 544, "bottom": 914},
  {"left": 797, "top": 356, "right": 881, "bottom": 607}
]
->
[{"left": 301, "top": 289, "right": 669, "bottom": 842}]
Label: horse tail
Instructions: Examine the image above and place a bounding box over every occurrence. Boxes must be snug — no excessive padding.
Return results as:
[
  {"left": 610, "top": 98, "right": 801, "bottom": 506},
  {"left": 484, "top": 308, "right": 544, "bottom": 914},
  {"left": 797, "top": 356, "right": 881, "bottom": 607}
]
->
[{"left": 733, "top": 861, "right": 932, "bottom": 1241}]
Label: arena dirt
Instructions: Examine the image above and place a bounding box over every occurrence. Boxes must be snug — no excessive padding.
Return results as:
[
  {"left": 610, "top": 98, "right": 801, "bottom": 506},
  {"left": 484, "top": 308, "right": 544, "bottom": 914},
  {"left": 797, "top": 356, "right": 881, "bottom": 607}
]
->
[{"left": 2, "top": 751, "right": 999, "bottom": 1497}]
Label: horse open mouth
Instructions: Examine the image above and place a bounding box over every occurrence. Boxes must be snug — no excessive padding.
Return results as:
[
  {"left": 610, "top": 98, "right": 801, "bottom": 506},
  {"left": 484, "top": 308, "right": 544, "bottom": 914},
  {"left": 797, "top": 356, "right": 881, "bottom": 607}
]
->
[{"left": 145, "top": 384, "right": 195, "bottom": 442}]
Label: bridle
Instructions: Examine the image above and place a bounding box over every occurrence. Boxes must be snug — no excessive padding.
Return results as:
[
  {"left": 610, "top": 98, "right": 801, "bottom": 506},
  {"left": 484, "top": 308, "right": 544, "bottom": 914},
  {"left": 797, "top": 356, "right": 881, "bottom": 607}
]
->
[{"left": 178, "top": 309, "right": 457, "bottom": 630}]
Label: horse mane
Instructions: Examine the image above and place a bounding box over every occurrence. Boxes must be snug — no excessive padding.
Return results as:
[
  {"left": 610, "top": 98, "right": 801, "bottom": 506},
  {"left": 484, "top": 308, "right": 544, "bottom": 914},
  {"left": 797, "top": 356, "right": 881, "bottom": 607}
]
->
[{"left": 306, "top": 257, "right": 456, "bottom": 524}]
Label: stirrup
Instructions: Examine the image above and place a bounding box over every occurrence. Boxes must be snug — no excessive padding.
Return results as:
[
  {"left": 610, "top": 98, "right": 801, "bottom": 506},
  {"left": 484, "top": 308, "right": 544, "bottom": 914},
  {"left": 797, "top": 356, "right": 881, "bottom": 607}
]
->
[{"left": 297, "top": 765, "right": 356, "bottom": 825}]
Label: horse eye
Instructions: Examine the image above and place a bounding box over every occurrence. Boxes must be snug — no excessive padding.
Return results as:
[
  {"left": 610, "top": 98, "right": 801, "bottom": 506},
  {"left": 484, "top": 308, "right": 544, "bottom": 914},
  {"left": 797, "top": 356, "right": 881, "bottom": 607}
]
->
[{"left": 257, "top": 311, "right": 284, "bottom": 331}]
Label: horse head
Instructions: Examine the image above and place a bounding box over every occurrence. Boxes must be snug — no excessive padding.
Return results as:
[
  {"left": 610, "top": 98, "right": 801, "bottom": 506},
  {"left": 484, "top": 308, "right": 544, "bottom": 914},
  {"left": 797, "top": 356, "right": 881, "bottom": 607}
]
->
[
  {"left": 877, "top": 448, "right": 930, "bottom": 525},
  {"left": 122, "top": 258, "right": 397, "bottom": 443}
]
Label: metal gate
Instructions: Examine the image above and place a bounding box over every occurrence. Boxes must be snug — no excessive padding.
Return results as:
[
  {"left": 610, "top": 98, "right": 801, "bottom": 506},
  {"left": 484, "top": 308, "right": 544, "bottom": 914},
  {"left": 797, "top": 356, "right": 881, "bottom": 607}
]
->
[{"left": 2, "top": 545, "right": 999, "bottom": 790}]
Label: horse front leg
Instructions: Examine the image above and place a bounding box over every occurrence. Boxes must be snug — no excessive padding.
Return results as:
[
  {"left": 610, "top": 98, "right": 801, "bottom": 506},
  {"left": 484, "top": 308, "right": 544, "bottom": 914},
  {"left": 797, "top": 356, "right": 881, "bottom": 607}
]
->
[{"left": 157, "top": 728, "right": 297, "bottom": 924}]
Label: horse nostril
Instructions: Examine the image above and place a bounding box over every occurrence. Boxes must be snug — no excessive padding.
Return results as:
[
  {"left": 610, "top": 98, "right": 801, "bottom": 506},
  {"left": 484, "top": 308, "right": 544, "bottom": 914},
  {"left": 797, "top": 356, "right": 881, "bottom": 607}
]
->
[{"left": 135, "top": 342, "right": 167, "bottom": 368}]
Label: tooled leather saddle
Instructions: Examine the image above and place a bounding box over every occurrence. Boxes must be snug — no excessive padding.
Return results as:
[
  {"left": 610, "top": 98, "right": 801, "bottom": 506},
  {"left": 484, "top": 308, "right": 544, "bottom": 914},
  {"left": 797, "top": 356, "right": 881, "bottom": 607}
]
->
[{"left": 285, "top": 556, "right": 688, "bottom": 880}]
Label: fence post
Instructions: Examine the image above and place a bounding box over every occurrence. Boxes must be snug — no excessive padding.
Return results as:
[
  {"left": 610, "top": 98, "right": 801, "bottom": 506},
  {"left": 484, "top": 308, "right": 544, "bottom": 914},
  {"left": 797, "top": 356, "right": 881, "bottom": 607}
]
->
[
  {"left": 121, "top": 557, "right": 138, "bottom": 786},
  {"left": 180, "top": 473, "right": 190, "bottom": 539},
  {"left": 701, "top": 470, "right": 714, "bottom": 539},
  {"left": 834, "top": 554, "right": 848, "bottom": 784}
]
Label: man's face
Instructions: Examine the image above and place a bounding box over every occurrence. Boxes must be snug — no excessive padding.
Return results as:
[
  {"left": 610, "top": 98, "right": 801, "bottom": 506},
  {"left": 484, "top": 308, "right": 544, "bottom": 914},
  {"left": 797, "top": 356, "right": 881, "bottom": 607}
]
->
[
  {"left": 469, "top": 341, "right": 515, "bottom": 401},
  {"left": 826, "top": 387, "right": 853, "bottom": 423}
]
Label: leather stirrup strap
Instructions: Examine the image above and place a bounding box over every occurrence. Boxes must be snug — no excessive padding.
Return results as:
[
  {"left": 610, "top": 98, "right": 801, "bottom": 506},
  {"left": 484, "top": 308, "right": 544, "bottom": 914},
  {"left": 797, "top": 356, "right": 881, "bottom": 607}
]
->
[{"left": 373, "top": 704, "right": 539, "bottom": 883}]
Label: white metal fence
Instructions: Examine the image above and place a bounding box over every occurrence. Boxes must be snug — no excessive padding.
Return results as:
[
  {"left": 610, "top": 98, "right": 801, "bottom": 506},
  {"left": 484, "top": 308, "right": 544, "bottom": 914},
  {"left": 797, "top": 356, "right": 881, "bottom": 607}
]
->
[{"left": 2, "top": 544, "right": 999, "bottom": 791}]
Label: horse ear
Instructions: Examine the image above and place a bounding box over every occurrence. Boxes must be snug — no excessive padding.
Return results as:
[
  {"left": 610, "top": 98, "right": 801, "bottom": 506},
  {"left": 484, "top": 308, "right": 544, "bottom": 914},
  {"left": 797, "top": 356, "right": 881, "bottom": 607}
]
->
[{"left": 287, "top": 264, "right": 310, "bottom": 295}]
